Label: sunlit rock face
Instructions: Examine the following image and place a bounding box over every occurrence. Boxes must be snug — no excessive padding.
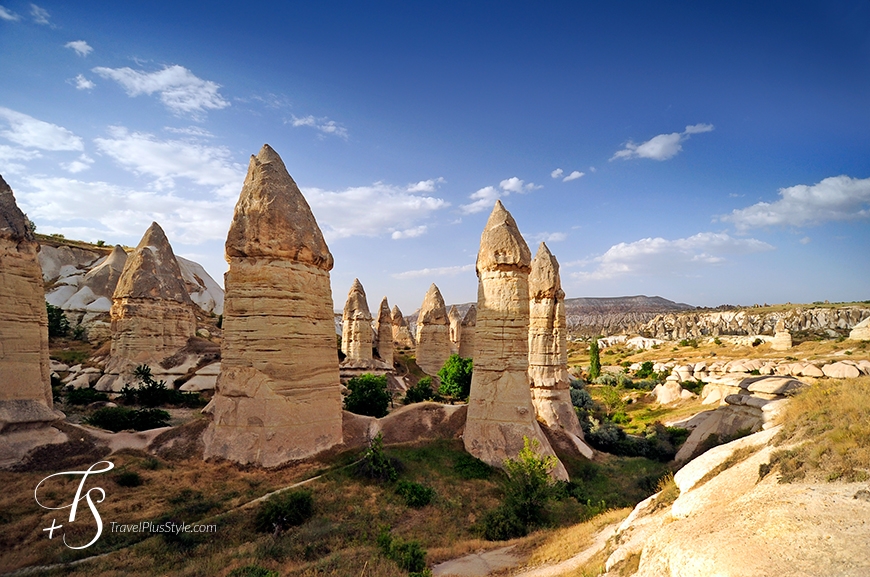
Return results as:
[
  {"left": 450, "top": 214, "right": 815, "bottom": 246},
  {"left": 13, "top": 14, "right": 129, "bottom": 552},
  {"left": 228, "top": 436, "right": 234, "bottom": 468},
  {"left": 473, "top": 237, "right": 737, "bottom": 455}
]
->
[
  {"left": 375, "top": 297, "right": 394, "bottom": 366},
  {"left": 341, "top": 278, "right": 374, "bottom": 363},
  {"left": 391, "top": 305, "right": 416, "bottom": 350},
  {"left": 528, "top": 242, "right": 592, "bottom": 458},
  {"left": 203, "top": 145, "right": 342, "bottom": 467},
  {"left": 458, "top": 305, "right": 477, "bottom": 359},
  {"left": 463, "top": 201, "right": 567, "bottom": 480},
  {"left": 415, "top": 284, "right": 451, "bottom": 376},
  {"left": 448, "top": 305, "right": 462, "bottom": 354},
  {"left": 0, "top": 175, "right": 63, "bottom": 466},
  {"left": 104, "top": 222, "right": 197, "bottom": 379}
]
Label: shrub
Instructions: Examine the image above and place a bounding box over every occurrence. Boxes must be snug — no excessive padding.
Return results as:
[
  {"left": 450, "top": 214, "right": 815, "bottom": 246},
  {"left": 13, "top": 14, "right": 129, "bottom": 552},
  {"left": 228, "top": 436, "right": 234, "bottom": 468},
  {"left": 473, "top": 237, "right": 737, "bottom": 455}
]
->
[
  {"left": 502, "top": 437, "right": 558, "bottom": 528},
  {"left": 120, "top": 365, "right": 205, "bottom": 408},
  {"left": 634, "top": 361, "right": 655, "bottom": 379},
  {"left": 588, "top": 338, "right": 601, "bottom": 380},
  {"left": 254, "top": 490, "right": 314, "bottom": 534},
  {"left": 344, "top": 373, "right": 391, "bottom": 417},
  {"left": 115, "top": 471, "right": 143, "bottom": 487},
  {"left": 85, "top": 406, "right": 170, "bottom": 432},
  {"left": 679, "top": 338, "right": 699, "bottom": 348},
  {"left": 404, "top": 376, "right": 435, "bottom": 404},
  {"left": 377, "top": 528, "right": 429, "bottom": 573},
  {"left": 481, "top": 505, "right": 527, "bottom": 540},
  {"left": 437, "top": 354, "right": 473, "bottom": 400},
  {"left": 395, "top": 480, "right": 435, "bottom": 508},
  {"left": 752, "top": 338, "right": 763, "bottom": 347},
  {"left": 355, "top": 432, "right": 400, "bottom": 482},
  {"left": 46, "top": 303, "right": 69, "bottom": 338},
  {"left": 65, "top": 386, "right": 109, "bottom": 405},
  {"left": 570, "top": 388, "right": 594, "bottom": 410}
]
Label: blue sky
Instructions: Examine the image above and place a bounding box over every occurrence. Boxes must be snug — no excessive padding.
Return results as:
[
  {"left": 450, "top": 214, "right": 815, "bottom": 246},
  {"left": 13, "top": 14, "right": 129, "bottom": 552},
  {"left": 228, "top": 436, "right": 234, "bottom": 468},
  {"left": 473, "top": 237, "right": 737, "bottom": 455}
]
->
[{"left": 1, "top": 1, "right": 868, "bottom": 313}]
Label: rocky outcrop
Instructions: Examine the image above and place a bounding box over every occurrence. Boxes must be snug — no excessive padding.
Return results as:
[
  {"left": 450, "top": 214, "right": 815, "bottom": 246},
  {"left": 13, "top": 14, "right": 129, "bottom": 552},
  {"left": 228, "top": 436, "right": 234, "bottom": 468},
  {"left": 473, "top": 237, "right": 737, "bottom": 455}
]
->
[
  {"left": 203, "top": 144, "right": 342, "bottom": 467},
  {"left": 564, "top": 295, "right": 695, "bottom": 336},
  {"left": 770, "top": 318, "right": 792, "bottom": 351},
  {"left": 448, "top": 305, "right": 462, "bottom": 354},
  {"left": 375, "top": 297, "right": 394, "bottom": 366},
  {"left": 415, "top": 284, "right": 451, "bottom": 376},
  {"left": 850, "top": 317, "right": 870, "bottom": 341},
  {"left": 640, "top": 306, "right": 870, "bottom": 341},
  {"left": 391, "top": 305, "right": 415, "bottom": 350},
  {"left": 464, "top": 201, "right": 567, "bottom": 479},
  {"left": 528, "top": 242, "right": 591, "bottom": 458},
  {"left": 341, "top": 279, "right": 374, "bottom": 363},
  {"left": 0, "top": 175, "right": 64, "bottom": 466},
  {"left": 97, "top": 222, "right": 197, "bottom": 390},
  {"left": 458, "top": 305, "right": 477, "bottom": 359}
]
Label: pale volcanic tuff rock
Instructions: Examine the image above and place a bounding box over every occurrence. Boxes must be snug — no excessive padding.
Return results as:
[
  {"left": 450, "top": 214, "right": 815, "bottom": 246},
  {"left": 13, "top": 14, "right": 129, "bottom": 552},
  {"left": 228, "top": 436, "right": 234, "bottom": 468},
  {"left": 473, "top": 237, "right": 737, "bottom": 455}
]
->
[
  {"left": 98, "top": 222, "right": 197, "bottom": 388},
  {"left": 415, "top": 284, "right": 452, "bottom": 376},
  {"left": 458, "top": 305, "right": 477, "bottom": 359},
  {"left": 528, "top": 243, "right": 591, "bottom": 458},
  {"left": 391, "top": 305, "right": 416, "bottom": 350},
  {"left": 850, "top": 317, "right": 870, "bottom": 341},
  {"left": 203, "top": 144, "right": 342, "bottom": 467},
  {"left": 375, "top": 297, "right": 394, "bottom": 366},
  {"left": 341, "top": 279, "right": 374, "bottom": 363},
  {"left": 448, "top": 305, "right": 462, "bottom": 354},
  {"left": 464, "top": 201, "right": 567, "bottom": 479},
  {"left": 0, "top": 175, "right": 64, "bottom": 466}
]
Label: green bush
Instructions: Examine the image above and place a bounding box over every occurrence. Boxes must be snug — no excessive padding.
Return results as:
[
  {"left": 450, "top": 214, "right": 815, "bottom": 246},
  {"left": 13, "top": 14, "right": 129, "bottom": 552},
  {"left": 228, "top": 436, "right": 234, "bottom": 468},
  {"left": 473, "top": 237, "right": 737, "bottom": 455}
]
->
[
  {"left": 404, "top": 376, "right": 435, "bottom": 404},
  {"left": 570, "top": 388, "right": 595, "bottom": 410},
  {"left": 46, "top": 303, "right": 69, "bottom": 338},
  {"left": 65, "top": 386, "right": 109, "bottom": 405},
  {"left": 481, "top": 505, "right": 527, "bottom": 540},
  {"left": 115, "top": 471, "right": 143, "bottom": 487},
  {"left": 85, "top": 406, "right": 170, "bottom": 432},
  {"left": 254, "top": 490, "right": 314, "bottom": 534},
  {"left": 634, "top": 361, "right": 655, "bottom": 379},
  {"left": 502, "top": 437, "right": 558, "bottom": 528},
  {"left": 437, "top": 354, "right": 473, "bottom": 400},
  {"left": 377, "top": 528, "right": 429, "bottom": 574},
  {"left": 588, "top": 338, "right": 601, "bottom": 380},
  {"left": 119, "top": 365, "right": 205, "bottom": 408},
  {"left": 344, "top": 373, "right": 391, "bottom": 417},
  {"left": 355, "top": 432, "right": 400, "bottom": 482},
  {"left": 679, "top": 338, "right": 699, "bottom": 348},
  {"left": 395, "top": 480, "right": 435, "bottom": 508}
]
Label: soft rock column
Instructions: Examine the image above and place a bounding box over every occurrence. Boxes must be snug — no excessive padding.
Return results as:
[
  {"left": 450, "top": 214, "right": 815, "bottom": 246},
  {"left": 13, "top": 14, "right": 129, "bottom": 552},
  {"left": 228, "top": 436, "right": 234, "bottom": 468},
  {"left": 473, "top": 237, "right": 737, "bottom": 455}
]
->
[
  {"left": 415, "top": 284, "right": 451, "bottom": 375},
  {"left": 341, "top": 279, "right": 373, "bottom": 362}
]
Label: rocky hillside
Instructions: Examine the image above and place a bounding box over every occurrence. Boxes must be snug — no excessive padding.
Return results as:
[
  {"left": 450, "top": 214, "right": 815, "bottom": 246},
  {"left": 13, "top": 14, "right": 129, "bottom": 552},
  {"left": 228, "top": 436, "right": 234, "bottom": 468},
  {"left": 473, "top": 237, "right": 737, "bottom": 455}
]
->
[{"left": 564, "top": 295, "right": 695, "bottom": 336}]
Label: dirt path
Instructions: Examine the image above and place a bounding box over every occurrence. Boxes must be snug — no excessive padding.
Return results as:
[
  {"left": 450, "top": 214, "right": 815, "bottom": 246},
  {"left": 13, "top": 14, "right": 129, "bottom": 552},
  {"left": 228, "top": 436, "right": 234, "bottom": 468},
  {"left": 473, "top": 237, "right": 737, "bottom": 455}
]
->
[{"left": 510, "top": 522, "right": 620, "bottom": 577}]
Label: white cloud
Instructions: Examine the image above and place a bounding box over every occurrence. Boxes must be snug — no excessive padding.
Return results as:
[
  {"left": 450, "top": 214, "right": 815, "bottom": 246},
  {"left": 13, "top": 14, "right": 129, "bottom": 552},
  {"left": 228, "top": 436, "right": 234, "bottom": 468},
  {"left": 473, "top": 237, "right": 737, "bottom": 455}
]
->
[
  {"left": 800, "top": 237, "right": 811, "bottom": 245},
  {"left": 611, "top": 123, "right": 714, "bottom": 161},
  {"left": 551, "top": 168, "right": 563, "bottom": 179},
  {"left": 392, "top": 264, "right": 474, "bottom": 280},
  {"left": 572, "top": 232, "right": 773, "bottom": 281},
  {"left": 407, "top": 177, "right": 445, "bottom": 193},
  {"left": 563, "top": 170, "right": 584, "bottom": 182},
  {"left": 391, "top": 225, "right": 428, "bottom": 239},
  {"left": 163, "top": 126, "right": 214, "bottom": 138},
  {"left": 0, "top": 5, "right": 20, "bottom": 20},
  {"left": 61, "top": 154, "right": 94, "bottom": 174},
  {"left": 303, "top": 182, "right": 449, "bottom": 240},
  {"left": 460, "top": 185, "right": 500, "bottom": 214},
  {"left": 532, "top": 232, "right": 567, "bottom": 243},
  {"left": 589, "top": 166, "right": 597, "bottom": 173},
  {"left": 500, "top": 176, "right": 540, "bottom": 194},
  {"left": 94, "top": 126, "right": 245, "bottom": 195},
  {"left": 722, "top": 175, "right": 870, "bottom": 231},
  {"left": 289, "top": 115, "right": 348, "bottom": 140},
  {"left": 92, "top": 65, "right": 230, "bottom": 117},
  {"left": 0, "top": 144, "right": 41, "bottom": 174},
  {"left": 30, "top": 3, "right": 49, "bottom": 24},
  {"left": 16, "top": 175, "right": 236, "bottom": 244},
  {"left": 0, "top": 107, "right": 83, "bottom": 151},
  {"left": 65, "top": 40, "right": 93, "bottom": 57},
  {"left": 72, "top": 74, "right": 95, "bottom": 90}
]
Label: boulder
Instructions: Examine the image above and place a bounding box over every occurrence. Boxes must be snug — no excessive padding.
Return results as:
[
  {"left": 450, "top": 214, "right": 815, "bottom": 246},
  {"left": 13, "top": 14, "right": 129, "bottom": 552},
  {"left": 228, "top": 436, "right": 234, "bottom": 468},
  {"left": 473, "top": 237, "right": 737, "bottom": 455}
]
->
[
  {"left": 849, "top": 317, "right": 870, "bottom": 341},
  {"left": 203, "top": 144, "right": 343, "bottom": 467},
  {"left": 464, "top": 201, "right": 567, "bottom": 480},
  {"left": 822, "top": 361, "right": 861, "bottom": 379},
  {"left": 415, "top": 284, "right": 451, "bottom": 376}
]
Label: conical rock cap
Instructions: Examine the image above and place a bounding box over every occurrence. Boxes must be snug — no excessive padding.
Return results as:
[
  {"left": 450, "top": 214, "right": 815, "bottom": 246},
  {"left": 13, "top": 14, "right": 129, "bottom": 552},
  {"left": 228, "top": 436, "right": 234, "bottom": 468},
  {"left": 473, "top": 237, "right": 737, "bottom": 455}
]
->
[
  {"left": 113, "top": 222, "right": 191, "bottom": 303},
  {"left": 461, "top": 304, "right": 477, "bottom": 327},
  {"left": 343, "top": 278, "right": 372, "bottom": 319},
  {"left": 476, "top": 200, "right": 531, "bottom": 273},
  {"left": 529, "top": 242, "right": 563, "bottom": 300},
  {"left": 418, "top": 284, "right": 448, "bottom": 325},
  {"left": 377, "top": 297, "right": 391, "bottom": 324},
  {"left": 226, "top": 144, "right": 333, "bottom": 270},
  {"left": 0, "top": 175, "right": 33, "bottom": 241}
]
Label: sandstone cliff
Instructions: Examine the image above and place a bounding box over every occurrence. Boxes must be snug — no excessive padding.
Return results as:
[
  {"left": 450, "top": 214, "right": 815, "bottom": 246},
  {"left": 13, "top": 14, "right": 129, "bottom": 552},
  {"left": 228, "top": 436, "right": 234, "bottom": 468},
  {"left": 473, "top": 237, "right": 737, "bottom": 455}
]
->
[{"left": 203, "top": 144, "right": 343, "bottom": 467}]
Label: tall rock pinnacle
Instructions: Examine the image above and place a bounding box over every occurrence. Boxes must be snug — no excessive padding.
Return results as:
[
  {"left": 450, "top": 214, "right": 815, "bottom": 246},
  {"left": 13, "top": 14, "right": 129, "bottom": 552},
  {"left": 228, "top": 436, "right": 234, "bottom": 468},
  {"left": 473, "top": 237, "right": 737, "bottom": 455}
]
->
[{"left": 415, "top": 283, "right": 451, "bottom": 376}]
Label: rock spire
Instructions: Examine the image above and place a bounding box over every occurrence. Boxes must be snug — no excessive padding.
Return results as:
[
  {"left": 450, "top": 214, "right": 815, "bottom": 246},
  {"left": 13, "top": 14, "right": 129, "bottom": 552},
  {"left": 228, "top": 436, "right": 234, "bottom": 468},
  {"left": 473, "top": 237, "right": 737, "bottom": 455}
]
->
[
  {"left": 528, "top": 242, "right": 591, "bottom": 457},
  {"left": 415, "top": 284, "right": 451, "bottom": 375},
  {"left": 341, "top": 279, "right": 374, "bottom": 362},
  {"left": 458, "top": 305, "right": 477, "bottom": 359},
  {"left": 448, "top": 305, "right": 463, "bottom": 354},
  {"left": 203, "top": 145, "right": 342, "bottom": 467},
  {"left": 391, "top": 305, "right": 416, "bottom": 350},
  {"left": 375, "top": 297, "right": 394, "bottom": 366},
  {"left": 464, "top": 201, "right": 567, "bottom": 479}
]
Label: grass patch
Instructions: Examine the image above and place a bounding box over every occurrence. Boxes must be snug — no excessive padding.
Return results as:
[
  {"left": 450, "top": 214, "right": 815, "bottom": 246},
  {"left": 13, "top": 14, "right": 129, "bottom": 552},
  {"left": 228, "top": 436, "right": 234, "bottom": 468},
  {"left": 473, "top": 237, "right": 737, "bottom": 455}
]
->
[
  {"left": 767, "top": 375, "right": 870, "bottom": 483},
  {"left": 525, "top": 507, "right": 630, "bottom": 566}
]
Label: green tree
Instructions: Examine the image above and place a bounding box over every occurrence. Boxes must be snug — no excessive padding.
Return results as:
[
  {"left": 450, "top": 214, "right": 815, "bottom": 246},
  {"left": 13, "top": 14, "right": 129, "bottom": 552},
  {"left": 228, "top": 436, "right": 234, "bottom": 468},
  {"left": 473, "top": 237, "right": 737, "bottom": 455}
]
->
[
  {"left": 343, "top": 373, "right": 391, "bottom": 417},
  {"left": 502, "top": 437, "right": 558, "bottom": 527},
  {"left": 437, "top": 354, "right": 473, "bottom": 400},
  {"left": 588, "top": 337, "right": 601, "bottom": 380},
  {"left": 46, "top": 303, "right": 69, "bottom": 338}
]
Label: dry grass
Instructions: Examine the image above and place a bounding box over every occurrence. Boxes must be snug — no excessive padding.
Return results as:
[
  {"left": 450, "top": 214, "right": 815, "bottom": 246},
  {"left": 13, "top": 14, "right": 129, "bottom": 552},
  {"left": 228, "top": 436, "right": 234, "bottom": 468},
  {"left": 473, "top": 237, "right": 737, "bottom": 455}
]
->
[
  {"left": 524, "top": 507, "right": 631, "bottom": 566},
  {"left": 767, "top": 375, "right": 870, "bottom": 483}
]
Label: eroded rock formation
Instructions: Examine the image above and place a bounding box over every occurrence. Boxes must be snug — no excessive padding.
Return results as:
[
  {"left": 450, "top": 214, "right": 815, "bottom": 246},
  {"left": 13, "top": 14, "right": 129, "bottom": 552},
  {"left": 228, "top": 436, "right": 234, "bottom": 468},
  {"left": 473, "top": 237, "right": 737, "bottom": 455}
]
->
[
  {"left": 770, "top": 318, "right": 792, "bottom": 351},
  {"left": 458, "top": 305, "right": 477, "bottom": 359},
  {"left": 97, "top": 222, "right": 197, "bottom": 389},
  {"left": 464, "top": 201, "right": 567, "bottom": 479},
  {"left": 391, "top": 305, "right": 415, "bottom": 350},
  {"left": 850, "top": 317, "right": 870, "bottom": 341},
  {"left": 0, "top": 176, "right": 63, "bottom": 466},
  {"left": 528, "top": 242, "right": 591, "bottom": 457},
  {"left": 203, "top": 144, "right": 342, "bottom": 467},
  {"left": 341, "top": 279, "right": 373, "bottom": 363},
  {"left": 375, "top": 297, "right": 394, "bottom": 366},
  {"left": 448, "top": 305, "right": 462, "bottom": 354},
  {"left": 415, "top": 284, "right": 451, "bottom": 375}
]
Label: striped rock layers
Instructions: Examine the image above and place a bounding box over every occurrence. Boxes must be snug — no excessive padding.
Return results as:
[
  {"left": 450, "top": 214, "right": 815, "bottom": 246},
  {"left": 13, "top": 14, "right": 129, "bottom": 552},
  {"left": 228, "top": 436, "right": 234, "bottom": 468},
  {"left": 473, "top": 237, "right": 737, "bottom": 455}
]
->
[
  {"left": 464, "top": 201, "right": 567, "bottom": 479},
  {"left": 203, "top": 145, "right": 342, "bottom": 467},
  {"left": 415, "top": 284, "right": 451, "bottom": 375},
  {"left": 528, "top": 242, "right": 591, "bottom": 457},
  {"left": 375, "top": 297, "right": 394, "bottom": 366},
  {"left": 391, "top": 305, "right": 416, "bottom": 350},
  {"left": 458, "top": 305, "right": 477, "bottom": 359},
  {"left": 341, "top": 279, "right": 374, "bottom": 363}
]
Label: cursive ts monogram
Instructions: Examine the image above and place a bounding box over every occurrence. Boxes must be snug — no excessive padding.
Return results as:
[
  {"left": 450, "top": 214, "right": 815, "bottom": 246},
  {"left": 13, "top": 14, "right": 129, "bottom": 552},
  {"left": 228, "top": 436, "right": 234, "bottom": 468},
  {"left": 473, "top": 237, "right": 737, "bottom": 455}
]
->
[{"left": 34, "top": 460, "right": 115, "bottom": 549}]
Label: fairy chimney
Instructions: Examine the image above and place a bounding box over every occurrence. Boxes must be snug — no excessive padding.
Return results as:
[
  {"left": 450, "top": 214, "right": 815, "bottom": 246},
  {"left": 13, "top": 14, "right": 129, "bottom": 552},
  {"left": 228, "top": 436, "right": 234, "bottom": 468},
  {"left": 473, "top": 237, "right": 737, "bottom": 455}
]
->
[
  {"left": 391, "top": 305, "right": 415, "bottom": 350},
  {"left": 375, "top": 297, "right": 394, "bottom": 366},
  {"left": 341, "top": 279, "right": 373, "bottom": 362},
  {"left": 415, "top": 284, "right": 451, "bottom": 376},
  {"left": 458, "top": 305, "right": 477, "bottom": 359},
  {"left": 448, "top": 305, "right": 463, "bottom": 354}
]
